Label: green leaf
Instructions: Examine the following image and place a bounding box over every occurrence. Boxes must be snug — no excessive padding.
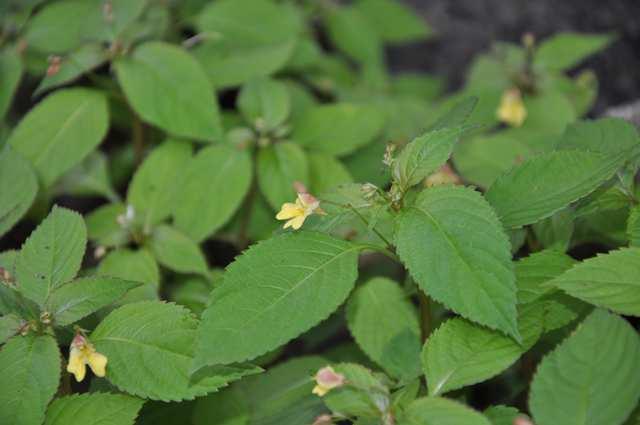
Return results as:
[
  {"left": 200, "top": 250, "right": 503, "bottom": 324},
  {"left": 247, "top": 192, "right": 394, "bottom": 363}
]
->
[
  {"left": 324, "top": 6, "right": 382, "bottom": 64},
  {"left": 548, "top": 248, "right": 640, "bottom": 316},
  {"left": 54, "top": 151, "right": 118, "bottom": 201},
  {"left": 44, "top": 393, "right": 144, "bottom": 425},
  {"left": 534, "top": 32, "right": 613, "bottom": 72},
  {"left": 173, "top": 144, "right": 252, "bottom": 242},
  {"left": 97, "top": 249, "right": 159, "bottom": 305},
  {"left": 115, "top": 42, "right": 222, "bottom": 141},
  {"left": 520, "top": 92, "right": 577, "bottom": 135},
  {"left": 346, "top": 277, "right": 421, "bottom": 381},
  {"left": 193, "top": 232, "right": 359, "bottom": 367},
  {"left": 400, "top": 397, "right": 492, "bottom": 425},
  {"left": 422, "top": 307, "right": 542, "bottom": 396},
  {"left": 238, "top": 78, "right": 291, "bottom": 131},
  {"left": 0, "top": 335, "right": 61, "bottom": 425},
  {"left": 193, "top": 386, "right": 249, "bottom": 425},
  {"left": 557, "top": 118, "right": 640, "bottom": 155},
  {"left": 429, "top": 97, "right": 477, "bottom": 131},
  {"left": 392, "top": 127, "right": 468, "bottom": 189},
  {"left": 531, "top": 208, "right": 575, "bottom": 251},
  {"left": 354, "top": 0, "right": 432, "bottom": 43},
  {"left": 47, "top": 277, "right": 141, "bottom": 326},
  {"left": 127, "top": 139, "right": 192, "bottom": 230},
  {"left": 16, "top": 206, "right": 86, "bottom": 306},
  {"left": 485, "top": 150, "right": 629, "bottom": 228},
  {"left": 8, "top": 88, "right": 109, "bottom": 187},
  {"left": 35, "top": 43, "right": 107, "bottom": 96},
  {"left": 148, "top": 225, "right": 208, "bottom": 276},
  {"left": 86, "top": 203, "right": 129, "bottom": 248},
  {"left": 514, "top": 249, "right": 576, "bottom": 304},
  {"left": 396, "top": 186, "right": 519, "bottom": 339},
  {"left": 292, "top": 103, "right": 385, "bottom": 157},
  {"left": 529, "top": 309, "right": 640, "bottom": 425},
  {"left": 322, "top": 363, "right": 388, "bottom": 419},
  {"left": 484, "top": 405, "right": 524, "bottom": 425},
  {"left": 0, "top": 314, "right": 22, "bottom": 345},
  {"left": 92, "top": 301, "right": 259, "bottom": 401},
  {"left": 0, "top": 147, "right": 38, "bottom": 237},
  {"left": 0, "top": 47, "right": 22, "bottom": 119},
  {"left": 308, "top": 152, "right": 353, "bottom": 194},
  {"left": 257, "top": 142, "right": 309, "bottom": 210},
  {"left": 628, "top": 205, "right": 640, "bottom": 247}
]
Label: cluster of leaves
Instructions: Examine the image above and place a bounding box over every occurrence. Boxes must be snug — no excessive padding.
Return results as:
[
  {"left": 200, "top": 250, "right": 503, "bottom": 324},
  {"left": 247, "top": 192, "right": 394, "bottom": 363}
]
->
[{"left": 1, "top": 1, "right": 639, "bottom": 425}]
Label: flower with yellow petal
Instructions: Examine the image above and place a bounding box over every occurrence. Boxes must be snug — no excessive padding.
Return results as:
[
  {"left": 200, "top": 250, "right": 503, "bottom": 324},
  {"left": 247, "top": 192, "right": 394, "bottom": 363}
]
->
[
  {"left": 276, "top": 192, "right": 325, "bottom": 230},
  {"left": 497, "top": 88, "right": 527, "bottom": 127},
  {"left": 67, "top": 334, "right": 108, "bottom": 382},
  {"left": 312, "top": 366, "right": 346, "bottom": 397}
]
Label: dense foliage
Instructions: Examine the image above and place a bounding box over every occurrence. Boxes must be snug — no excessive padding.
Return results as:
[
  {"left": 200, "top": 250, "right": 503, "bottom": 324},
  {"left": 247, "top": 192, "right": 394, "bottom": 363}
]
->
[{"left": 1, "top": 1, "right": 639, "bottom": 425}]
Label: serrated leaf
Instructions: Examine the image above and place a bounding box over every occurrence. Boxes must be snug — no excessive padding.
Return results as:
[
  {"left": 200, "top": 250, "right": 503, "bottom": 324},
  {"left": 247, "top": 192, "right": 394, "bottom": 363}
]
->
[
  {"left": 429, "top": 96, "right": 477, "bottom": 131},
  {"left": 529, "top": 309, "right": 640, "bottom": 425},
  {"left": 557, "top": 118, "right": 640, "bottom": 155},
  {"left": 193, "top": 232, "right": 359, "bottom": 367},
  {"left": 115, "top": 42, "right": 222, "bottom": 141},
  {"left": 173, "top": 144, "right": 252, "bottom": 242},
  {"left": 48, "top": 277, "right": 142, "bottom": 326},
  {"left": 346, "top": 277, "right": 421, "bottom": 381},
  {"left": 485, "top": 150, "right": 629, "bottom": 228},
  {"left": 0, "top": 147, "right": 38, "bottom": 237},
  {"left": 98, "top": 249, "right": 159, "bottom": 305},
  {"left": 257, "top": 142, "right": 309, "bottom": 210},
  {"left": 16, "top": 206, "right": 87, "bottom": 306},
  {"left": 0, "top": 47, "right": 22, "bottom": 119},
  {"left": 8, "top": 88, "right": 109, "bottom": 187},
  {"left": 548, "top": 247, "right": 640, "bottom": 316},
  {"left": 238, "top": 78, "right": 291, "bottom": 131},
  {"left": 514, "top": 249, "right": 576, "bottom": 304},
  {"left": 531, "top": 208, "right": 575, "bottom": 251},
  {"left": 44, "top": 393, "right": 144, "bottom": 425},
  {"left": 92, "top": 301, "right": 258, "bottom": 401},
  {"left": 148, "top": 225, "right": 208, "bottom": 276},
  {"left": 534, "top": 32, "right": 613, "bottom": 72},
  {"left": 422, "top": 306, "right": 542, "bottom": 396},
  {"left": 0, "top": 335, "right": 61, "bottom": 425},
  {"left": 392, "top": 127, "right": 468, "bottom": 189},
  {"left": 292, "top": 103, "right": 385, "bottom": 157},
  {"left": 127, "top": 139, "right": 192, "bottom": 230},
  {"left": 354, "top": 0, "right": 432, "bottom": 43},
  {"left": 396, "top": 186, "right": 519, "bottom": 339},
  {"left": 400, "top": 397, "right": 492, "bottom": 425}
]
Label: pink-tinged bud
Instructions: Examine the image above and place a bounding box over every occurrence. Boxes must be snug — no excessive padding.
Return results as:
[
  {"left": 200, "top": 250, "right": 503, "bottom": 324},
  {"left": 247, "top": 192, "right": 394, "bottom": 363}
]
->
[
  {"left": 312, "top": 414, "right": 333, "bottom": 425},
  {"left": 312, "top": 366, "right": 346, "bottom": 396},
  {"left": 293, "top": 181, "right": 308, "bottom": 194},
  {"left": 513, "top": 416, "right": 534, "bottom": 425},
  {"left": 71, "top": 333, "right": 87, "bottom": 348},
  {"left": 47, "top": 56, "right": 61, "bottom": 77}
]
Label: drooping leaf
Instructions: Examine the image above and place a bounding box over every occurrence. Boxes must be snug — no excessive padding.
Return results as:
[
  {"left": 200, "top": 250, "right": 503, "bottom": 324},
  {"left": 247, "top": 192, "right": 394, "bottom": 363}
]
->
[
  {"left": 485, "top": 150, "right": 629, "bottom": 228},
  {"left": 0, "top": 47, "right": 22, "bottom": 119},
  {"left": 15, "top": 206, "right": 86, "bottom": 306},
  {"left": 346, "top": 277, "right": 421, "bottom": 381},
  {"left": 44, "top": 393, "right": 144, "bottom": 425},
  {"left": 173, "top": 144, "right": 252, "bottom": 242},
  {"left": 193, "top": 232, "right": 359, "bottom": 368},
  {"left": 8, "top": 88, "right": 109, "bottom": 187},
  {"left": 396, "top": 186, "right": 519, "bottom": 339},
  {"left": 392, "top": 127, "right": 468, "bottom": 190},
  {"left": 0, "top": 148, "right": 38, "bottom": 237},
  {"left": 400, "top": 397, "right": 492, "bottom": 425},
  {"left": 534, "top": 32, "right": 613, "bottom": 72},
  {"left": 0, "top": 335, "right": 61, "bottom": 425},
  {"left": 115, "top": 42, "right": 222, "bottom": 141},
  {"left": 548, "top": 248, "right": 640, "bottom": 316},
  {"left": 148, "top": 225, "right": 208, "bottom": 276},
  {"left": 257, "top": 142, "right": 309, "bottom": 210},
  {"left": 292, "top": 103, "right": 385, "bottom": 157},
  {"left": 529, "top": 309, "right": 640, "bottom": 425},
  {"left": 92, "top": 301, "right": 260, "bottom": 401},
  {"left": 47, "top": 277, "right": 142, "bottom": 326},
  {"left": 127, "top": 139, "right": 192, "bottom": 230}
]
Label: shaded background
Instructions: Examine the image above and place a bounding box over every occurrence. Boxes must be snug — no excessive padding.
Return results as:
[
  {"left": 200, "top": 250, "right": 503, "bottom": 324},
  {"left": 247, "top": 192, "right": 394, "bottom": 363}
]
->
[{"left": 389, "top": 0, "right": 640, "bottom": 114}]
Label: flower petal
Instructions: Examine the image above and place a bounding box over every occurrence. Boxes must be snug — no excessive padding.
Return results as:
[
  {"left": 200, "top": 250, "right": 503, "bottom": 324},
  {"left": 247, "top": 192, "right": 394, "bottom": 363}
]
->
[
  {"left": 276, "top": 203, "right": 302, "bottom": 220},
  {"left": 88, "top": 351, "right": 108, "bottom": 377},
  {"left": 67, "top": 347, "right": 86, "bottom": 382},
  {"left": 284, "top": 215, "right": 306, "bottom": 230}
]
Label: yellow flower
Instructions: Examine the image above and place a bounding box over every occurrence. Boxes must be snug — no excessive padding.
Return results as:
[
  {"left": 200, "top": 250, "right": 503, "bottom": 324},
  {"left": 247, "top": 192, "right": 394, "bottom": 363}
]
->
[
  {"left": 497, "top": 88, "right": 527, "bottom": 127},
  {"left": 67, "top": 334, "right": 107, "bottom": 382},
  {"left": 276, "top": 192, "right": 324, "bottom": 230},
  {"left": 312, "top": 366, "right": 345, "bottom": 397}
]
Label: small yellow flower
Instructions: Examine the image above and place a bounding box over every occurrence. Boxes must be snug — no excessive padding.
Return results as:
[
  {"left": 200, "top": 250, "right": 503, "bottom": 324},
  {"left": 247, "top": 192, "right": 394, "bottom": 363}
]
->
[
  {"left": 67, "top": 334, "right": 107, "bottom": 382},
  {"left": 276, "top": 192, "right": 325, "bottom": 230},
  {"left": 312, "top": 366, "right": 345, "bottom": 397},
  {"left": 497, "top": 88, "right": 527, "bottom": 127}
]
